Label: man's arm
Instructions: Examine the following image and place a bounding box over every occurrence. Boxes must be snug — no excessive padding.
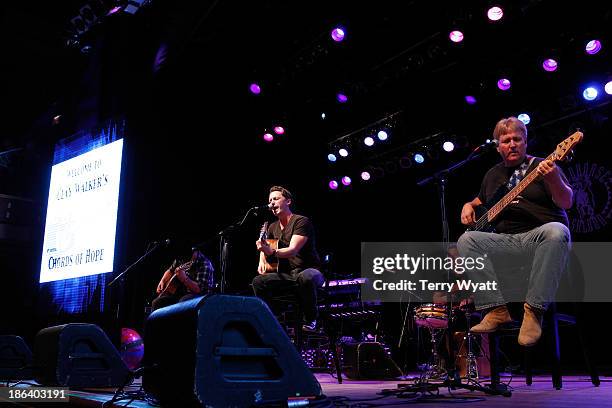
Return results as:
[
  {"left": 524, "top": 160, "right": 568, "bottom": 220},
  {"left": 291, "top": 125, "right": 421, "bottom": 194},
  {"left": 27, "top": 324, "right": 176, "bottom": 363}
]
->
[
  {"left": 537, "top": 160, "right": 573, "bottom": 209},
  {"left": 175, "top": 268, "right": 201, "bottom": 294},
  {"left": 461, "top": 197, "right": 483, "bottom": 225},
  {"left": 274, "top": 234, "right": 308, "bottom": 258}
]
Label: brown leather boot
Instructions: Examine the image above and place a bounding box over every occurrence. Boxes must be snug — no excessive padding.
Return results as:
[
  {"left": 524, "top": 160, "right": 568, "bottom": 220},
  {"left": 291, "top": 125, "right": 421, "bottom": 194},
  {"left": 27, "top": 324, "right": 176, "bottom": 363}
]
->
[
  {"left": 470, "top": 305, "right": 512, "bottom": 333},
  {"left": 518, "top": 303, "right": 544, "bottom": 347}
]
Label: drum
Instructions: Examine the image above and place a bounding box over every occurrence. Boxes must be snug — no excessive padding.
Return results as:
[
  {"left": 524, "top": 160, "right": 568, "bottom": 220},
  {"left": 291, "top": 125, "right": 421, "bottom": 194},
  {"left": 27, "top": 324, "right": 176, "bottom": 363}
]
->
[{"left": 414, "top": 303, "right": 449, "bottom": 329}]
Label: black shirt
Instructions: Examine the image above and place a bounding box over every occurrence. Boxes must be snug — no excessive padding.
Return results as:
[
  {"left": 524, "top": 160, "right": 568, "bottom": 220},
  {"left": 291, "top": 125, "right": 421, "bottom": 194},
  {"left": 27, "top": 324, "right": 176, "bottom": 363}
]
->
[
  {"left": 267, "top": 214, "right": 321, "bottom": 273},
  {"left": 477, "top": 157, "right": 570, "bottom": 234}
]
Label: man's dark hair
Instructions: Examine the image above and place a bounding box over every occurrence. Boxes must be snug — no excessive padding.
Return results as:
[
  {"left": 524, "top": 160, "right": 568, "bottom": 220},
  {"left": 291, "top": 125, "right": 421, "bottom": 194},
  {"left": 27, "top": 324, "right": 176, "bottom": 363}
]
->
[{"left": 269, "top": 185, "right": 294, "bottom": 203}]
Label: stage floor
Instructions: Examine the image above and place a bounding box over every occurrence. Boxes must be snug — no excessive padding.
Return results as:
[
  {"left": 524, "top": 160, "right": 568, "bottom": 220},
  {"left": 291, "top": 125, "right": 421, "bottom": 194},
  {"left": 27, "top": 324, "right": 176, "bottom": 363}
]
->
[{"left": 1, "top": 374, "right": 609, "bottom": 407}]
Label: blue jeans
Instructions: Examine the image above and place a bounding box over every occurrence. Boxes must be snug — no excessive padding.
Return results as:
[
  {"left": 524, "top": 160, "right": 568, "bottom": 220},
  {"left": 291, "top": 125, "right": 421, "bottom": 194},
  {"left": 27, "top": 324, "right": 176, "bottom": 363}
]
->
[{"left": 456, "top": 222, "right": 571, "bottom": 311}]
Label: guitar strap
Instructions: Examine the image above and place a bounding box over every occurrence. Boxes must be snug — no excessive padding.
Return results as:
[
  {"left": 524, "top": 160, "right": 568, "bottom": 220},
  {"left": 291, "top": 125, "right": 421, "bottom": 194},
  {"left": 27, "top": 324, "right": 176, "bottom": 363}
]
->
[{"left": 507, "top": 157, "right": 535, "bottom": 189}]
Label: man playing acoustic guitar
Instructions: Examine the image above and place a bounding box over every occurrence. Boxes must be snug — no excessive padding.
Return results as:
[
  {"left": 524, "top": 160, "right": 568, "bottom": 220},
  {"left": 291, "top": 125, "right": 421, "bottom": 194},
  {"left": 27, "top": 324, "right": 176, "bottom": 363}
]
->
[
  {"left": 151, "top": 248, "right": 215, "bottom": 311},
  {"left": 457, "top": 117, "right": 574, "bottom": 346},
  {"left": 252, "top": 186, "right": 324, "bottom": 332}
]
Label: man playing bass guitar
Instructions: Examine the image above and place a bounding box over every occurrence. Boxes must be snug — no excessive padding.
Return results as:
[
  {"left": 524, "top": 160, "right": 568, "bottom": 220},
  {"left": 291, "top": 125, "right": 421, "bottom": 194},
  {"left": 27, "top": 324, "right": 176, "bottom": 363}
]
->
[{"left": 457, "top": 117, "right": 575, "bottom": 347}]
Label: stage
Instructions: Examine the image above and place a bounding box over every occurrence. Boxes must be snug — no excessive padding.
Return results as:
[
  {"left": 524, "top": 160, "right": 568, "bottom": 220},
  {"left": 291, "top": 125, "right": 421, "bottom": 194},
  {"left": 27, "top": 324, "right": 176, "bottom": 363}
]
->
[{"left": 2, "top": 373, "right": 609, "bottom": 407}]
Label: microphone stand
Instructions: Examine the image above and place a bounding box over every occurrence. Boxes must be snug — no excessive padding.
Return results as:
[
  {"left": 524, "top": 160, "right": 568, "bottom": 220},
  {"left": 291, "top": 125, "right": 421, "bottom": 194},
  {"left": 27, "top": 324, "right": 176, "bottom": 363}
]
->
[
  {"left": 217, "top": 207, "right": 262, "bottom": 294},
  {"left": 415, "top": 147, "right": 511, "bottom": 397},
  {"left": 108, "top": 241, "right": 165, "bottom": 288}
]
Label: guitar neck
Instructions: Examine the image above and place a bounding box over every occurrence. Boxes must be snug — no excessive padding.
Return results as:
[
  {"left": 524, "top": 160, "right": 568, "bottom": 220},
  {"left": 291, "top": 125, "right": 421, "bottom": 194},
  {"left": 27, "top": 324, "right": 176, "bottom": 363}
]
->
[{"left": 484, "top": 154, "right": 553, "bottom": 225}]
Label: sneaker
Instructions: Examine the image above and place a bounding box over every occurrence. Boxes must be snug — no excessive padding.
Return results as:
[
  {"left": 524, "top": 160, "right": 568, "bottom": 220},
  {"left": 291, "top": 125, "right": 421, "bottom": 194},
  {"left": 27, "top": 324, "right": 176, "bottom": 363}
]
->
[{"left": 302, "top": 320, "right": 318, "bottom": 332}]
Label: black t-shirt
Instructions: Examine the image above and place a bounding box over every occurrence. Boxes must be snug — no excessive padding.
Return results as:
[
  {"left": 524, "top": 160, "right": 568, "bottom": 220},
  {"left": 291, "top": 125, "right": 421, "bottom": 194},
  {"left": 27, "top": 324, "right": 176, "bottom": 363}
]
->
[
  {"left": 477, "top": 157, "right": 570, "bottom": 234},
  {"left": 267, "top": 214, "right": 321, "bottom": 273}
]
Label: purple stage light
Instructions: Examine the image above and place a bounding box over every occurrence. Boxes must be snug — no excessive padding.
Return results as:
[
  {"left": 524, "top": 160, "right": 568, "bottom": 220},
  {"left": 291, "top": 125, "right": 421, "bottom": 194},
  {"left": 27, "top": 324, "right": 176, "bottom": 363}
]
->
[
  {"left": 487, "top": 6, "right": 503, "bottom": 21},
  {"left": 329, "top": 180, "right": 339, "bottom": 190},
  {"left": 273, "top": 126, "right": 285, "bottom": 135},
  {"left": 517, "top": 113, "right": 531, "bottom": 125},
  {"left": 263, "top": 133, "right": 274, "bottom": 142},
  {"left": 336, "top": 93, "right": 348, "bottom": 103},
  {"left": 465, "top": 95, "right": 477, "bottom": 105},
  {"left": 542, "top": 59, "right": 558, "bottom": 72},
  {"left": 361, "top": 171, "right": 371, "bottom": 181},
  {"left": 585, "top": 40, "right": 602, "bottom": 55},
  {"left": 107, "top": 6, "right": 123, "bottom": 15},
  {"left": 364, "top": 137, "right": 375, "bottom": 147},
  {"left": 249, "top": 83, "right": 261, "bottom": 94},
  {"left": 449, "top": 30, "right": 464, "bottom": 43},
  {"left": 582, "top": 87, "right": 598, "bottom": 101},
  {"left": 497, "top": 78, "right": 511, "bottom": 91},
  {"left": 442, "top": 141, "right": 455, "bottom": 152},
  {"left": 338, "top": 148, "right": 349, "bottom": 157},
  {"left": 331, "top": 27, "right": 345, "bottom": 42},
  {"left": 341, "top": 176, "right": 352, "bottom": 186},
  {"left": 605, "top": 81, "right": 612, "bottom": 95}
]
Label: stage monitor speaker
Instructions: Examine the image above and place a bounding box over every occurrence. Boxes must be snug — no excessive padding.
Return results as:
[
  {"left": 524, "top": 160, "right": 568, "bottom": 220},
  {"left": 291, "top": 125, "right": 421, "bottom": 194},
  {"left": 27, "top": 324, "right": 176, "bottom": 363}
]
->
[
  {"left": 342, "top": 341, "right": 403, "bottom": 380},
  {"left": 0, "top": 335, "right": 33, "bottom": 381},
  {"left": 143, "top": 294, "right": 322, "bottom": 407},
  {"left": 33, "top": 323, "right": 130, "bottom": 387}
]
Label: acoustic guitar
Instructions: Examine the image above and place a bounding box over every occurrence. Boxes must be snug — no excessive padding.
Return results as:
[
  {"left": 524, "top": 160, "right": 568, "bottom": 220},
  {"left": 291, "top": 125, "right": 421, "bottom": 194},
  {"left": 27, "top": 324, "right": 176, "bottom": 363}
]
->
[
  {"left": 469, "top": 131, "right": 583, "bottom": 232},
  {"left": 158, "top": 260, "right": 193, "bottom": 296},
  {"left": 259, "top": 222, "right": 278, "bottom": 273}
]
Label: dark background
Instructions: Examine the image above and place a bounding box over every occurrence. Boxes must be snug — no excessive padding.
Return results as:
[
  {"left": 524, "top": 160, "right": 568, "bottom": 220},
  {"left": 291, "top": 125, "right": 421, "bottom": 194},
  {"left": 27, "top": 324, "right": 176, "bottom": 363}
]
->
[{"left": 0, "top": 0, "right": 610, "bottom": 373}]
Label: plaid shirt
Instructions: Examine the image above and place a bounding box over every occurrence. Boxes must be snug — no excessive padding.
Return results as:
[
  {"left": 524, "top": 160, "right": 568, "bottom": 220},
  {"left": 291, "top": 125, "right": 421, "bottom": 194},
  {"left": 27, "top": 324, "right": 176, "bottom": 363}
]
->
[{"left": 186, "top": 256, "right": 215, "bottom": 294}]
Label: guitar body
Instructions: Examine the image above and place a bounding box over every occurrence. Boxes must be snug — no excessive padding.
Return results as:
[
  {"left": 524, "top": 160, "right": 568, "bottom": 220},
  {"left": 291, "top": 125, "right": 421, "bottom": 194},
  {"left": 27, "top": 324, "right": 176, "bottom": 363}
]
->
[
  {"left": 158, "top": 261, "right": 193, "bottom": 297},
  {"left": 468, "top": 205, "right": 496, "bottom": 232},
  {"left": 263, "top": 239, "right": 279, "bottom": 273}
]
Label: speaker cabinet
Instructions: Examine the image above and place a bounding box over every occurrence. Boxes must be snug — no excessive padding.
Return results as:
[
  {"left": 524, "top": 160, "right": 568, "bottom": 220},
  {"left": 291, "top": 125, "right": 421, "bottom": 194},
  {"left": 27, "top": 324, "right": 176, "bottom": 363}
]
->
[
  {"left": 33, "top": 323, "right": 129, "bottom": 387},
  {"left": 143, "top": 294, "right": 322, "bottom": 407},
  {"left": 0, "top": 335, "right": 33, "bottom": 381},
  {"left": 342, "top": 342, "right": 402, "bottom": 379}
]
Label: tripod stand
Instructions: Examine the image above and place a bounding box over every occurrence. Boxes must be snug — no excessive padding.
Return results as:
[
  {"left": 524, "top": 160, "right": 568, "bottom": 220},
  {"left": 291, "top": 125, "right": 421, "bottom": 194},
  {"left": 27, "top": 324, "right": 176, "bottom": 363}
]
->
[{"left": 412, "top": 148, "right": 512, "bottom": 398}]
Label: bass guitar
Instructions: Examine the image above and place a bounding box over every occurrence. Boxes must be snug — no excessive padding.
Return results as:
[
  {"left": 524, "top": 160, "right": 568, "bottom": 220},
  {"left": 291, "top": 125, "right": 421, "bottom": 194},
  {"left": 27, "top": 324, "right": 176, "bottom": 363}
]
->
[{"left": 469, "top": 131, "right": 583, "bottom": 232}]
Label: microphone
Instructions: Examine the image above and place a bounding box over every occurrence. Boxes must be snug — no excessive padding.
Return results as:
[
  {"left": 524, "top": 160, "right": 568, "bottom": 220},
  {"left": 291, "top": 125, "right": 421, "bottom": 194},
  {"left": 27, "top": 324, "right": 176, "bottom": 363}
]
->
[
  {"left": 252, "top": 203, "right": 273, "bottom": 211},
  {"left": 472, "top": 139, "right": 498, "bottom": 153}
]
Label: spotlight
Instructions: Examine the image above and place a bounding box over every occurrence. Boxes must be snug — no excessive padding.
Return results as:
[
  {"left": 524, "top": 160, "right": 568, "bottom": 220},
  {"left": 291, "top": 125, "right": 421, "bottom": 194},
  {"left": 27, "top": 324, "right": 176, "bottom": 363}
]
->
[
  {"left": 605, "top": 81, "right": 612, "bottom": 95},
  {"left": 327, "top": 153, "right": 337, "bottom": 162},
  {"left": 331, "top": 27, "right": 345, "bottom": 42},
  {"left": 338, "top": 148, "right": 349, "bottom": 157},
  {"left": 364, "top": 137, "right": 375, "bottom": 147},
  {"left": 341, "top": 176, "right": 352, "bottom": 186},
  {"left": 497, "top": 78, "right": 511, "bottom": 91},
  {"left": 249, "top": 83, "right": 261, "bottom": 95},
  {"left": 321, "top": 112, "right": 326, "bottom": 119},
  {"left": 449, "top": 30, "right": 464, "bottom": 43},
  {"left": 442, "top": 141, "right": 455, "bottom": 152},
  {"left": 582, "top": 87, "right": 598, "bottom": 101},
  {"left": 336, "top": 93, "right": 348, "bottom": 103},
  {"left": 585, "top": 40, "right": 602, "bottom": 55},
  {"left": 329, "top": 180, "right": 339, "bottom": 190},
  {"left": 414, "top": 153, "right": 425, "bottom": 164},
  {"left": 377, "top": 130, "right": 388, "bottom": 141},
  {"left": 465, "top": 95, "right": 477, "bottom": 105},
  {"left": 542, "top": 59, "right": 558, "bottom": 72},
  {"left": 361, "top": 171, "right": 371, "bottom": 181},
  {"left": 517, "top": 113, "right": 531, "bottom": 125},
  {"left": 487, "top": 6, "right": 504, "bottom": 21},
  {"left": 263, "top": 133, "right": 274, "bottom": 142},
  {"left": 273, "top": 126, "right": 285, "bottom": 135}
]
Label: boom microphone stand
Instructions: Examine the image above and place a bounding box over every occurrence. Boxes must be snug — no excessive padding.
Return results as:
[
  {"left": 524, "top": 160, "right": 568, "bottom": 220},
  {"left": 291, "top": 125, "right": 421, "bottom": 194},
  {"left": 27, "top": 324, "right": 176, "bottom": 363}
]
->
[{"left": 414, "top": 145, "right": 511, "bottom": 397}]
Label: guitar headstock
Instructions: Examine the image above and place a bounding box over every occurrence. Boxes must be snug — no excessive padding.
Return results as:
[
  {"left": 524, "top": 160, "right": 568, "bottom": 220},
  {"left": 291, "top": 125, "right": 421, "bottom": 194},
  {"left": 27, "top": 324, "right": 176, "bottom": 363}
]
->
[{"left": 553, "top": 131, "right": 583, "bottom": 162}]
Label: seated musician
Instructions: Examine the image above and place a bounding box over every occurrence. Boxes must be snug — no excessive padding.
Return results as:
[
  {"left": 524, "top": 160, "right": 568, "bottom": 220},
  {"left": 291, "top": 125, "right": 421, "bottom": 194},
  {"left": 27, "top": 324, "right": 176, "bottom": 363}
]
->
[
  {"left": 152, "top": 249, "right": 215, "bottom": 311},
  {"left": 252, "top": 186, "right": 325, "bottom": 332},
  {"left": 457, "top": 117, "right": 573, "bottom": 346}
]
